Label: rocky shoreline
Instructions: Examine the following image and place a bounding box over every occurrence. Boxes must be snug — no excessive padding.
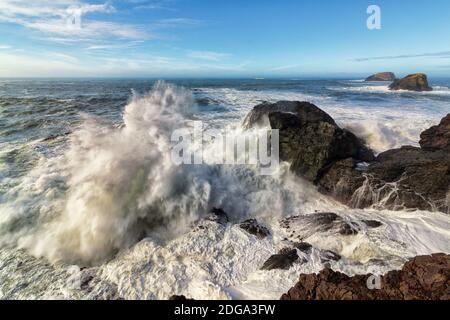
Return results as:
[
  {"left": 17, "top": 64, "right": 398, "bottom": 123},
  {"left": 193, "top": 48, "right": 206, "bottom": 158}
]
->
[
  {"left": 281, "top": 253, "right": 450, "bottom": 300},
  {"left": 244, "top": 101, "right": 450, "bottom": 213},
  {"left": 242, "top": 100, "right": 450, "bottom": 300}
]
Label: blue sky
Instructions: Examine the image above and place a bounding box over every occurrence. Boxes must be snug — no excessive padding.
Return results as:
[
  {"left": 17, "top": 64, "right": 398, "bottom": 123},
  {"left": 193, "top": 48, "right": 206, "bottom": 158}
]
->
[{"left": 0, "top": 0, "right": 450, "bottom": 78}]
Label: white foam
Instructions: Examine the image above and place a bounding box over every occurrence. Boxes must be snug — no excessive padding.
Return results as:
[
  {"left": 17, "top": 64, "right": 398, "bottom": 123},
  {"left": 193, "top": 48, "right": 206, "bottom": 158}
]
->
[
  {"left": 1, "top": 82, "right": 450, "bottom": 300},
  {"left": 332, "top": 85, "right": 450, "bottom": 95}
]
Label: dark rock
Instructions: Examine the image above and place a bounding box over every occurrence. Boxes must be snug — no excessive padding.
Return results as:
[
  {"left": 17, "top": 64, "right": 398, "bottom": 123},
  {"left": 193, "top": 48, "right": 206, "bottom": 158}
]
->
[
  {"left": 389, "top": 73, "right": 432, "bottom": 91},
  {"left": 239, "top": 219, "right": 270, "bottom": 239},
  {"left": 365, "top": 146, "right": 450, "bottom": 212},
  {"left": 169, "top": 295, "right": 193, "bottom": 300},
  {"left": 317, "top": 158, "right": 366, "bottom": 205},
  {"left": 243, "top": 102, "right": 450, "bottom": 213},
  {"left": 281, "top": 253, "right": 450, "bottom": 300},
  {"left": 320, "top": 250, "right": 342, "bottom": 263},
  {"left": 362, "top": 220, "right": 383, "bottom": 228},
  {"left": 317, "top": 145, "right": 450, "bottom": 213},
  {"left": 42, "top": 131, "right": 71, "bottom": 142},
  {"left": 261, "top": 249, "right": 299, "bottom": 271},
  {"left": 420, "top": 114, "right": 450, "bottom": 151},
  {"left": 339, "top": 223, "right": 358, "bottom": 236},
  {"left": 280, "top": 213, "right": 357, "bottom": 240},
  {"left": 365, "top": 72, "right": 396, "bottom": 82},
  {"left": 243, "top": 101, "right": 374, "bottom": 182},
  {"left": 242, "top": 101, "right": 336, "bottom": 130},
  {"left": 207, "top": 208, "right": 229, "bottom": 225},
  {"left": 294, "top": 242, "right": 313, "bottom": 254}
]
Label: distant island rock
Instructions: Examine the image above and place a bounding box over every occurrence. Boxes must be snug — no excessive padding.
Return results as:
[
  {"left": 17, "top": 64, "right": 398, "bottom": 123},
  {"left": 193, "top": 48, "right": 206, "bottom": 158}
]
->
[
  {"left": 389, "top": 73, "right": 433, "bottom": 91},
  {"left": 365, "top": 72, "right": 396, "bottom": 82}
]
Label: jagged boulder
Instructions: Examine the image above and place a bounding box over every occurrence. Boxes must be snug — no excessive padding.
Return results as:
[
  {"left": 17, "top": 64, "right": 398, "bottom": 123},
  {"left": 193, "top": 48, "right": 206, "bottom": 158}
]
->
[
  {"left": 420, "top": 114, "right": 450, "bottom": 151},
  {"left": 207, "top": 208, "right": 229, "bottom": 225},
  {"left": 281, "top": 253, "right": 450, "bottom": 300},
  {"left": 261, "top": 248, "right": 299, "bottom": 271},
  {"left": 279, "top": 212, "right": 359, "bottom": 241},
  {"left": 239, "top": 219, "right": 270, "bottom": 239},
  {"left": 317, "top": 114, "right": 450, "bottom": 213},
  {"left": 244, "top": 101, "right": 374, "bottom": 181},
  {"left": 365, "top": 72, "right": 396, "bottom": 82},
  {"left": 389, "top": 73, "right": 432, "bottom": 91}
]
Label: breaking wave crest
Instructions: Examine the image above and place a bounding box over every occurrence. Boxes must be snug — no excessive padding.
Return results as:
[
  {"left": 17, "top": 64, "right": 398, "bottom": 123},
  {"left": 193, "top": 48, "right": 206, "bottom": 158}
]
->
[
  {"left": 2, "top": 82, "right": 212, "bottom": 265},
  {"left": 0, "top": 81, "right": 331, "bottom": 266}
]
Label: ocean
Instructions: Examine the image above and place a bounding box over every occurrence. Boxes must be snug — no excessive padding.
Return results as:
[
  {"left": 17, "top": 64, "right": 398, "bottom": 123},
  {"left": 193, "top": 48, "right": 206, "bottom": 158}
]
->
[{"left": 0, "top": 78, "right": 449, "bottom": 299}]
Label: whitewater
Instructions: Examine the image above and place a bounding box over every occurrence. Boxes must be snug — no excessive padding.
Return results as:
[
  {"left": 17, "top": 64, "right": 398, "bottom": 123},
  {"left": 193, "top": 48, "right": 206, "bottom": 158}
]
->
[{"left": 0, "top": 79, "right": 449, "bottom": 299}]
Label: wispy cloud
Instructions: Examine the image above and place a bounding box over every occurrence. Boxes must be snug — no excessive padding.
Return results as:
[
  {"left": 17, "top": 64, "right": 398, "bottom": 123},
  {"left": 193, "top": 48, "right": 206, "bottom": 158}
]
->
[
  {"left": 351, "top": 51, "right": 450, "bottom": 62},
  {"left": 270, "top": 64, "right": 302, "bottom": 71},
  {"left": 187, "top": 50, "right": 230, "bottom": 62},
  {"left": 45, "top": 51, "right": 79, "bottom": 63},
  {"left": 149, "top": 18, "right": 203, "bottom": 29},
  {"left": 85, "top": 41, "right": 144, "bottom": 50},
  {"left": 130, "top": 0, "right": 177, "bottom": 11},
  {"left": 0, "top": 45, "right": 12, "bottom": 49},
  {"left": 0, "top": 0, "right": 150, "bottom": 42}
]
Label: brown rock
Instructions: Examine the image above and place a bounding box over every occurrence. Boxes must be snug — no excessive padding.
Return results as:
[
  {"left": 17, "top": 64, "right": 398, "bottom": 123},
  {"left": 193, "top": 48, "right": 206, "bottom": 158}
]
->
[
  {"left": 281, "top": 253, "right": 450, "bottom": 300},
  {"left": 365, "top": 72, "right": 396, "bottom": 82},
  {"left": 317, "top": 126, "right": 450, "bottom": 213},
  {"left": 239, "top": 219, "right": 270, "bottom": 239},
  {"left": 420, "top": 114, "right": 450, "bottom": 151},
  {"left": 389, "top": 73, "right": 432, "bottom": 91}
]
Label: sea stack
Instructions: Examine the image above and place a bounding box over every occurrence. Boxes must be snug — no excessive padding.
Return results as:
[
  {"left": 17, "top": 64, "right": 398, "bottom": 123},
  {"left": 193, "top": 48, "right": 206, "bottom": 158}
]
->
[
  {"left": 389, "top": 73, "right": 433, "bottom": 91},
  {"left": 365, "top": 72, "right": 396, "bottom": 82}
]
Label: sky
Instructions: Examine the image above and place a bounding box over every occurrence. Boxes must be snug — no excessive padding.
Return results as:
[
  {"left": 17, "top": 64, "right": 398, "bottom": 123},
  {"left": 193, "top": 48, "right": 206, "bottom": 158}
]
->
[{"left": 0, "top": 0, "right": 450, "bottom": 78}]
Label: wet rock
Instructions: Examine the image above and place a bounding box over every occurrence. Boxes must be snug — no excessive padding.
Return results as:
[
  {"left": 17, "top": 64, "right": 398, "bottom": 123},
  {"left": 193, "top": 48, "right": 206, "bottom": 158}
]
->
[
  {"left": 244, "top": 102, "right": 449, "bottom": 213},
  {"left": 420, "top": 114, "right": 450, "bottom": 151},
  {"left": 280, "top": 212, "right": 357, "bottom": 240},
  {"left": 365, "top": 72, "right": 396, "bottom": 82},
  {"left": 243, "top": 101, "right": 374, "bottom": 181},
  {"left": 389, "top": 73, "right": 432, "bottom": 91},
  {"left": 261, "top": 249, "right": 299, "bottom": 271},
  {"left": 243, "top": 101, "right": 336, "bottom": 130},
  {"left": 281, "top": 253, "right": 450, "bottom": 300},
  {"left": 169, "top": 295, "right": 193, "bottom": 300},
  {"left": 362, "top": 220, "right": 383, "bottom": 228},
  {"left": 294, "top": 242, "right": 313, "bottom": 254},
  {"left": 239, "top": 219, "right": 270, "bottom": 239},
  {"left": 317, "top": 116, "right": 450, "bottom": 213},
  {"left": 42, "top": 131, "right": 71, "bottom": 142},
  {"left": 317, "top": 158, "right": 366, "bottom": 205},
  {"left": 320, "top": 250, "right": 342, "bottom": 263},
  {"left": 339, "top": 223, "right": 358, "bottom": 236},
  {"left": 366, "top": 146, "right": 450, "bottom": 212},
  {"left": 207, "top": 208, "right": 229, "bottom": 225}
]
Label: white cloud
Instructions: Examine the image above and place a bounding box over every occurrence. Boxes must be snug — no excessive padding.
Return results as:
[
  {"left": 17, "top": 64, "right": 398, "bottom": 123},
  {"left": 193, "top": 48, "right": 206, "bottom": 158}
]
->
[
  {"left": 0, "top": 1, "right": 112, "bottom": 19},
  {"left": 351, "top": 51, "right": 450, "bottom": 62},
  {"left": 270, "top": 64, "right": 303, "bottom": 71},
  {"left": 0, "top": 0, "right": 149, "bottom": 41},
  {"left": 187, "top": 50, "right": 231, "bottom": 62},
  {"left": 0, "top": 45, "right": 12, "bottom": 49},
  {"left": 150, "top": 18, "right": 202, "bottom": 29}
]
